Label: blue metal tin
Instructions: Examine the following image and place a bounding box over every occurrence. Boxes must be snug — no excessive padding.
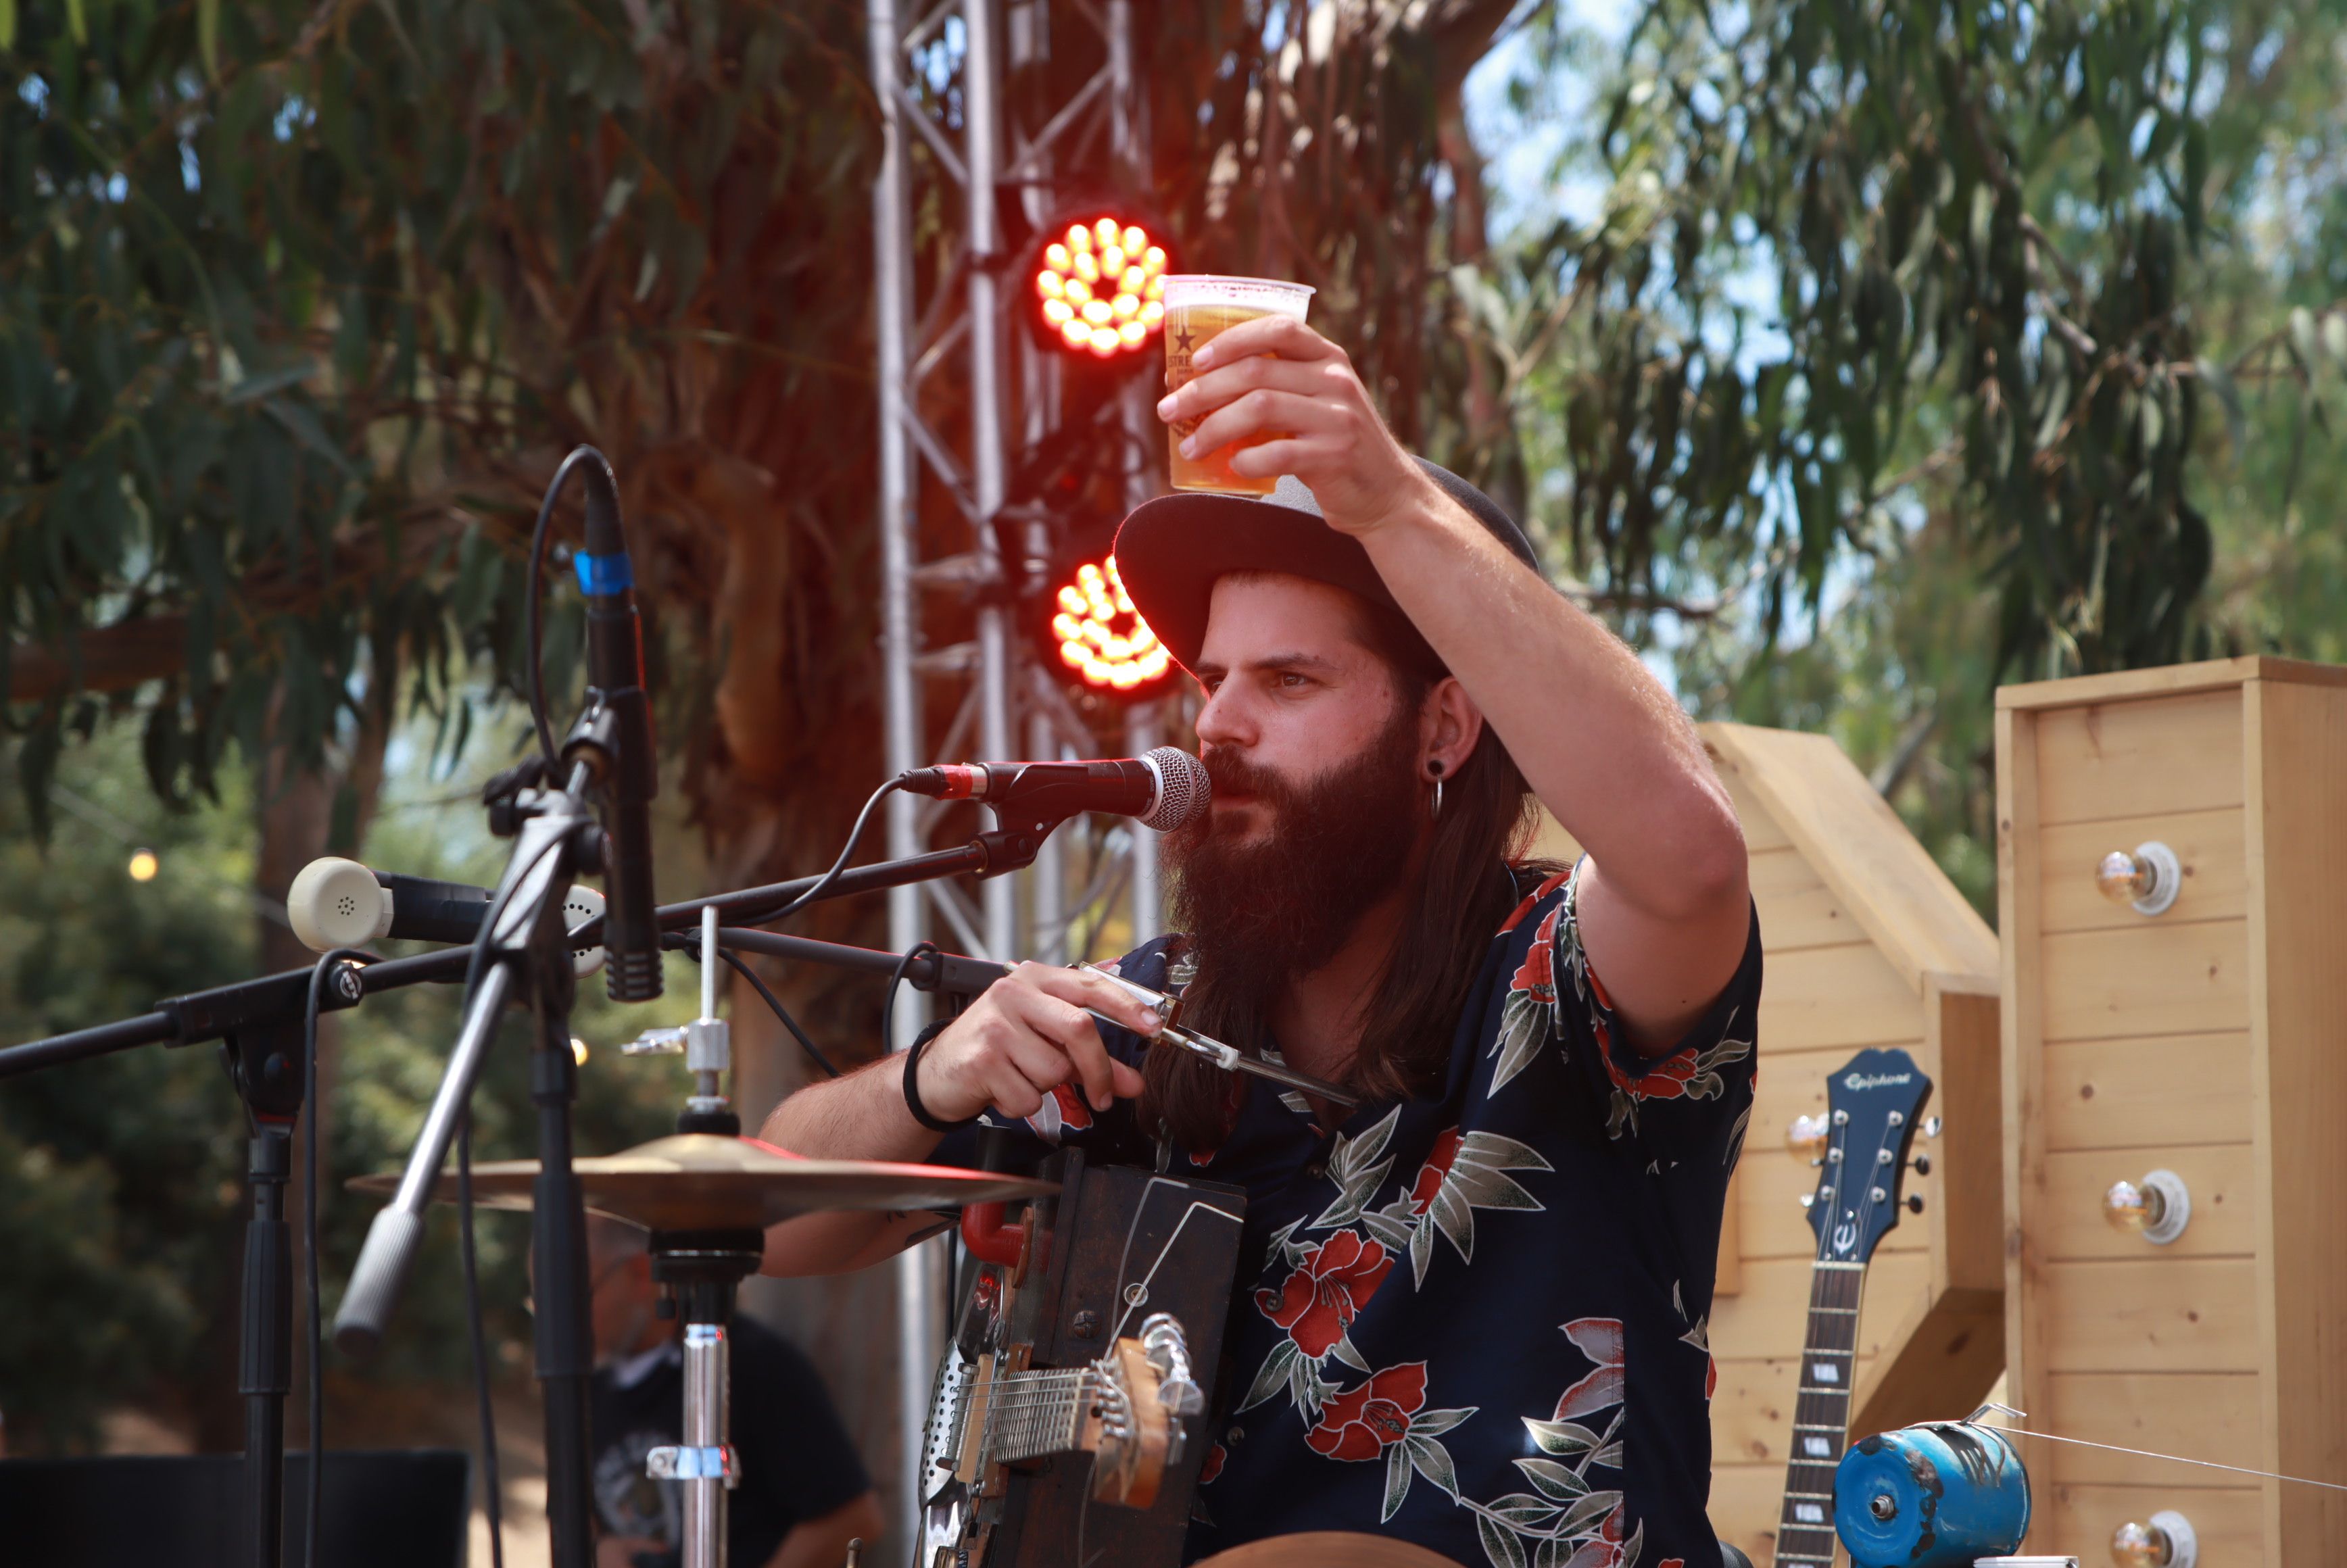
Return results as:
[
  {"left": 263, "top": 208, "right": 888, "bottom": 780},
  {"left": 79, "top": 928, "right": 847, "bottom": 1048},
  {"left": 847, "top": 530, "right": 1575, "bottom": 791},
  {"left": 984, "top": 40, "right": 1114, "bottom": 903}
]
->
[{"left": 1833, "top": 1423, "right": 2031, "bottom": 1568}]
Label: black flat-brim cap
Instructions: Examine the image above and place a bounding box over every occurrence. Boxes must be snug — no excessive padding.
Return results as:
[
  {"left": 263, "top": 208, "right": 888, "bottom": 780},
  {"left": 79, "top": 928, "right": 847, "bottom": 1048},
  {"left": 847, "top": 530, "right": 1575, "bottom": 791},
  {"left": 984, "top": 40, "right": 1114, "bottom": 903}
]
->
[{"left": 1112, "top": 458, "right": 1541, "bottom": 674}]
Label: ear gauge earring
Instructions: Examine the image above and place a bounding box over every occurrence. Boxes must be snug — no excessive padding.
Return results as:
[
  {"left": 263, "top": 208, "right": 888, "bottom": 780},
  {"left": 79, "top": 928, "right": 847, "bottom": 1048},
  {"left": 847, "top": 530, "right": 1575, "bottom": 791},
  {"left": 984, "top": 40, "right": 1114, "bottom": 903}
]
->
[{"left": 1428, "top": 760, "right": 1445, "bottom": 821}]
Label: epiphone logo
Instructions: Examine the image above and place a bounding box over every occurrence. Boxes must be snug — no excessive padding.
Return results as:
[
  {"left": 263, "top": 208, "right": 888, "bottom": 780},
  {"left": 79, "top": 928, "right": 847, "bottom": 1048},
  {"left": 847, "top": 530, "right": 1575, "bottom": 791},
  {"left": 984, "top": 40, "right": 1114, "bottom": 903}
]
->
[{"left": 1843, "top": 1071, "right": 1914, "bottom": 1090}]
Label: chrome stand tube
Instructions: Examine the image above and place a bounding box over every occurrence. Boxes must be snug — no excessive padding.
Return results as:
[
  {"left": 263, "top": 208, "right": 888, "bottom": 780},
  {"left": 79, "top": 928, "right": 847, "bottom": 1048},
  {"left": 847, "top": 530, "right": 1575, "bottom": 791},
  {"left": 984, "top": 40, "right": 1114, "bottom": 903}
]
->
[{"left": 679, "top": 1321, "right": 733, "bottom": 1568}]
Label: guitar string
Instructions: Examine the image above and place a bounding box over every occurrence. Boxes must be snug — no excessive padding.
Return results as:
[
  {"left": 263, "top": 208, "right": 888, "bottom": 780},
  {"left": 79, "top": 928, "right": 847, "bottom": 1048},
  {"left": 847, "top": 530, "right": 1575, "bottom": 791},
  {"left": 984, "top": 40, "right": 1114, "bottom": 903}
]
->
[
  {"left": 979, "top": 1365, "right": 1097, "bottom": 1461},
  {"left": 1109, "top": 1185, "right": 1246, "bottom": 1342}
]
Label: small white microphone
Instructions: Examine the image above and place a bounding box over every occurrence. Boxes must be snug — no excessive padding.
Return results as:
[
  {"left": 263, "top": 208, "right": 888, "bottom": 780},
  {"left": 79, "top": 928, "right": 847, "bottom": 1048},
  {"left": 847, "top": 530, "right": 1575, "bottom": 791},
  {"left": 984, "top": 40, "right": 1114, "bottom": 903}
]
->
[{"left": 287, "top": 856, "right": 607, "bottom": 975}]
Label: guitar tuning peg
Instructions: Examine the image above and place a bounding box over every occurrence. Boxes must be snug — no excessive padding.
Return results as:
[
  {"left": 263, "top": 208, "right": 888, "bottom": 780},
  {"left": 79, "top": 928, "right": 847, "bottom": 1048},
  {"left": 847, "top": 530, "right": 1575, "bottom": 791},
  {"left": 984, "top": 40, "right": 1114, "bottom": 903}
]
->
[
  {"left": 1797, "top": 1192, "right": 1815, "bottom": 1210},
  {"left": 1910, "top": 1154, "right": 1931, "bottom": 1176},
  {"left": 1922, "top": 1115, "right": 1942, "bottom": 1139},
  {"left": 1159, "top": 1376, "right": 1204, "bottom": 1417},
  {"left": 1905, "top": 1194, "right": 1925, "bottom": 1215}
]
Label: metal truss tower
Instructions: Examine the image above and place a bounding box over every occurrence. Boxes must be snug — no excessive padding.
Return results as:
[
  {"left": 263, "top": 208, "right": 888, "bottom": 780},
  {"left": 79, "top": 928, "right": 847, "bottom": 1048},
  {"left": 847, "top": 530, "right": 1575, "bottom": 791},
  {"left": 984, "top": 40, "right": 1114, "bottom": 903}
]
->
[{"left": 865, "top": 0, "right": 1160, "bottom": 1544}]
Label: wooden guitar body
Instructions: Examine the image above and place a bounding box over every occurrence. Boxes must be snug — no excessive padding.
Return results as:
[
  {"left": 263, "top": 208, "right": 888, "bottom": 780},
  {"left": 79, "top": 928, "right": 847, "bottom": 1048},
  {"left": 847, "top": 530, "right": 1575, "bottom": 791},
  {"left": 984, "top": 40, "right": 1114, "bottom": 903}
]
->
[
  {"left": 915, "top": 1149, "right": 1248, "bottom": 1568},
  {"left": 1192, "top": 1532, "right": 1466, "bottom": 1567}
]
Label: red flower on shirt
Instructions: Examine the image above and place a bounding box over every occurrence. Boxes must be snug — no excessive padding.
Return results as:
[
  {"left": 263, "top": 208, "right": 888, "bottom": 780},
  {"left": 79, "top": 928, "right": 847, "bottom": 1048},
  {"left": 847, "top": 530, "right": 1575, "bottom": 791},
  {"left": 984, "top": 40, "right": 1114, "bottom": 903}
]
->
[
  {"left": 1568, "top": 1502, "right": 1634, "bottom": 1568},
  {"left": 1023, "top": 1082, "right": 1092, "bottom": 1144},
  {"left": 1492, "top": 903, "right": 1566, "bottom": 1092},
  {"left": 1407, "top": 1127, "right": 1464, "bottom": 1216},
  {"left": 1303, "top": 1361, "right": 1427, "bottom": 1462},
  {"left": 1255, "top": 1229, "right": 1394, "bottom": 1360},
  {"left": 1510, "top": 908, "right": 1560, "bottom": 1005},
  {"left": 1497, "top": 868, "right": 1573, "bottom": 935},
  {"left": 1554, "top": 1317, "right": 1626, "bottom": 1421},
  {"left": 1197, "top": 1442, "right": 1226, "bottom": 1485},
  {"left": 1596, "top": 1017, "right": 1753, "bottom": 1137}
]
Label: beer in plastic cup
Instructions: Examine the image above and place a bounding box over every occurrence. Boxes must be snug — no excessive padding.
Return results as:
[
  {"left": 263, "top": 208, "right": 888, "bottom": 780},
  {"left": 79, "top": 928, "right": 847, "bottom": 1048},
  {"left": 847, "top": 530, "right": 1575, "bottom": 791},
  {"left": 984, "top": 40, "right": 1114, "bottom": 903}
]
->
[{"left": 1163, "top": 276, "right": 1315, "bottom": 495}]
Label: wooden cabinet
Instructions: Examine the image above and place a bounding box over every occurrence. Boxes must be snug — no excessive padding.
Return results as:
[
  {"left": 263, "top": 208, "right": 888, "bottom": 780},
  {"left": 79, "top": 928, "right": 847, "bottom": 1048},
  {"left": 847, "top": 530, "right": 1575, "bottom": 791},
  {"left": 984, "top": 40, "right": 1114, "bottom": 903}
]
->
[
  {"left": 1537, "top": 723, "right": 2008, "bottom": 1563},
  {"left": 1998, "top": 658, "right": 2347, "bottom": 1565}
]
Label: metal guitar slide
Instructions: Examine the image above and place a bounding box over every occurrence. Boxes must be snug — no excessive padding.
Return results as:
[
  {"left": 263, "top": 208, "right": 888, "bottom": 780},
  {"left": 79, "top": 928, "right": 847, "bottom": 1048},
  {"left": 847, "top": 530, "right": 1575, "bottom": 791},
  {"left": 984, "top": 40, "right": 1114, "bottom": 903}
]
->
[{"left": 1075, "top": 963, "right": 1359, "bottom": 1108}]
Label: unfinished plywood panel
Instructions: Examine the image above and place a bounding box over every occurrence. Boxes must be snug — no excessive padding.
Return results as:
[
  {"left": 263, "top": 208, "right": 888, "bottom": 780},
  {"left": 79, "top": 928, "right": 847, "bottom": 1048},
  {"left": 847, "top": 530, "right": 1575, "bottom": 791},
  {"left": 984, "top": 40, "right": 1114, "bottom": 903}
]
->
[
  {"left": 1537, "top": 723, "right": 2005, "bottom": 1565},
  {"left": 1998, "top": 658, "right": 2347, "bottom": 1565}
]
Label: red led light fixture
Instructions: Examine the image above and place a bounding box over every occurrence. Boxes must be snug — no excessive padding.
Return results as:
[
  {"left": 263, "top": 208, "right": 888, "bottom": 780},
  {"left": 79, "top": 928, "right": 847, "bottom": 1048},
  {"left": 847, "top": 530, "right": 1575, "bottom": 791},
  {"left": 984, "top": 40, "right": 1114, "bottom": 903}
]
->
[
  {"left": 1050, "top": 554, "right": 1172, "bottom": 693},
  {"left": 1034, "top": 216, "right": 1169, "bottom": 358}
]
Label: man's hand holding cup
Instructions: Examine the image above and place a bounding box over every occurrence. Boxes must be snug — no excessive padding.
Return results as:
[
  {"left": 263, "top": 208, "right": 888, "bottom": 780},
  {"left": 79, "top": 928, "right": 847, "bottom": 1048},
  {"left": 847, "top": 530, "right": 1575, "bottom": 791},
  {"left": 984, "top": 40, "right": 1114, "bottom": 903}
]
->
[{"left": 1155, "top": 309, "right": 1442, "bottom": 540}]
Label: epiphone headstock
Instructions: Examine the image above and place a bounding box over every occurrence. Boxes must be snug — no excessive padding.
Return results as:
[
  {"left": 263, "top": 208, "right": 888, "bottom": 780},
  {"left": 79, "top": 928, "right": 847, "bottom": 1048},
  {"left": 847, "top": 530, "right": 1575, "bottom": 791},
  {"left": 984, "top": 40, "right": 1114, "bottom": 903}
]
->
[
  {"left": 1801, "top": 1046, "right": 1933, "bottom": 1266},
  {"left": 1085, "top": 1313, "right": 1203, "bottom": 1510}
]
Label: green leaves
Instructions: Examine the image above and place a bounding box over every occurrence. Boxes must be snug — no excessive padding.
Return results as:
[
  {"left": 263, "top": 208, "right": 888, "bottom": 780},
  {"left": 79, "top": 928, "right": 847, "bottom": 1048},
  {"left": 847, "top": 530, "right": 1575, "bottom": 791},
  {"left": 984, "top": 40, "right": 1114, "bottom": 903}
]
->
[{"left": 1495, "top": 0, "right": 2255, "bottom": 683}]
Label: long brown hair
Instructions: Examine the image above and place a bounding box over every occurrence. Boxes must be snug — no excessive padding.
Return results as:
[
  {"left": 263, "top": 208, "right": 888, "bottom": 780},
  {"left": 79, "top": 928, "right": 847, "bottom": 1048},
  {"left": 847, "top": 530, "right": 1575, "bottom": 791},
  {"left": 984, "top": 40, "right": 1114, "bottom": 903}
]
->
[{"left": 1142, "top": 597, "right": 1551, "bottom": 1148}]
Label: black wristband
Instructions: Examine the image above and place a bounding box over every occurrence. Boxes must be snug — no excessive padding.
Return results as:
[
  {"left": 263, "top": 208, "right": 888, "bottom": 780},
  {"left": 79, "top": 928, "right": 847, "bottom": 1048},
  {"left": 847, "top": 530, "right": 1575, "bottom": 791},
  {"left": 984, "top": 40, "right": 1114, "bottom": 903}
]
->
[{"left": 902, "top": 1019, "right": 976, "bottom": 1133}]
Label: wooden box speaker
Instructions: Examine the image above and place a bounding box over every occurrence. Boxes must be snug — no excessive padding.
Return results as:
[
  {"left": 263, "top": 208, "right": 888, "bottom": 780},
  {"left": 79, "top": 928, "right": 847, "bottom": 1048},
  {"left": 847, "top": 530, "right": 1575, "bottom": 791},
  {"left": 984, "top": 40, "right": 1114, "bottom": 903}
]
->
[{"left": 1998, "top": 657, "right": 2347, "bottom": 1564}]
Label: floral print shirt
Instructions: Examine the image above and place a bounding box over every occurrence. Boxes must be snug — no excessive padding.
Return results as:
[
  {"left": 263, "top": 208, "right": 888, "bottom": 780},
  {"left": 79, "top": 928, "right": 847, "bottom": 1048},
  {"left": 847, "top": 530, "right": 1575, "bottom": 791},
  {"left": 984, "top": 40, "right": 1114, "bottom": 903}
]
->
[{"left": 959, "top": 863, "right": 1760, "bottom": 1568}]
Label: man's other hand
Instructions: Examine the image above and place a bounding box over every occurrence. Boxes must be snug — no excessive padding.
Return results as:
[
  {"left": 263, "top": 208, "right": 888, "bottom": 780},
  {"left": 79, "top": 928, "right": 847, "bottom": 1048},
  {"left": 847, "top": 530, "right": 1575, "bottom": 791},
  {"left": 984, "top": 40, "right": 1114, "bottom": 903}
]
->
[{"left": 913, "top": 962, "right": 1154, "bottom": 1125}]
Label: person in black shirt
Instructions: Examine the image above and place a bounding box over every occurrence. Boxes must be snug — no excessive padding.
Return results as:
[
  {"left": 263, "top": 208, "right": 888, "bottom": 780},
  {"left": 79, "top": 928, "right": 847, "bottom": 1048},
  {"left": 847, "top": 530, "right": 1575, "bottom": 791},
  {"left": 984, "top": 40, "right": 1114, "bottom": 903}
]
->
[{"left": 582, "top": 1216, "right": 881, "bottom": 1568}]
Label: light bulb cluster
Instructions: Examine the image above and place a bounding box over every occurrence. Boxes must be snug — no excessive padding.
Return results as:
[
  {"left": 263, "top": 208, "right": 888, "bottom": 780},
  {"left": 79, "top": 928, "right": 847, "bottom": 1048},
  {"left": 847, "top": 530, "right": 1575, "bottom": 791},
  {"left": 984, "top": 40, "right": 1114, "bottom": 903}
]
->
[
  {"left": 1051, "top": 556, "right": 1171, "bottom": 691},
  {"left": 1035, "top": 218, "right": 1167, "bottom": 358}
]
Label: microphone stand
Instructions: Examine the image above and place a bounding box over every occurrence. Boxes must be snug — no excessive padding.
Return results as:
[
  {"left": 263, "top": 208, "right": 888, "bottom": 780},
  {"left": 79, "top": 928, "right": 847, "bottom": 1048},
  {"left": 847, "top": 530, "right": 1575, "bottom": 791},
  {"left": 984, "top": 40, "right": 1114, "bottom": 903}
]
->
[{"left": 331, "top": 702, "right": 627, "bottom": 1568}]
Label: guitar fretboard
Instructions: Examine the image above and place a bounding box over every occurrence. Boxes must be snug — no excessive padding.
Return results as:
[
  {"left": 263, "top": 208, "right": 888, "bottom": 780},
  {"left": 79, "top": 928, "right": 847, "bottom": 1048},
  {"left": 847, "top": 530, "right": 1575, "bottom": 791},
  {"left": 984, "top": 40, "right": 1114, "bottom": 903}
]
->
[{"left": 1771, "top": 1258, "right": 1865, "bottom": 1568}]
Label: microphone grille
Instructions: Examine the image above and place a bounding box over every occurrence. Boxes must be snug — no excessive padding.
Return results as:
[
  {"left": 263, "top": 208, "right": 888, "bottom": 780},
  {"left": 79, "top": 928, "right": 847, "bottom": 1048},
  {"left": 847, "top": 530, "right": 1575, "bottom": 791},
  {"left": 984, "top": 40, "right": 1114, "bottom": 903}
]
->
[{"left": 1141, "top": 747, "right": 1210, "bottom": 831}]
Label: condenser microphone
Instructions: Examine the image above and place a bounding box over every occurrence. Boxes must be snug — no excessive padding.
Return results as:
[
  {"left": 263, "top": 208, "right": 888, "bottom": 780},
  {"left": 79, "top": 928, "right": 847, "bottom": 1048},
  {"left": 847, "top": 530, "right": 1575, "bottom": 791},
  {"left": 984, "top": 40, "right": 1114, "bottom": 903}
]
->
[
  {"left": 898, "top": 746, "right": 1209, "bottom": 832},
  {"left": 572, "top": 450, "right": 663, "bottom": 1002},
  {"left": 287, "top": 856, "right": 608, "bottom": 973}
]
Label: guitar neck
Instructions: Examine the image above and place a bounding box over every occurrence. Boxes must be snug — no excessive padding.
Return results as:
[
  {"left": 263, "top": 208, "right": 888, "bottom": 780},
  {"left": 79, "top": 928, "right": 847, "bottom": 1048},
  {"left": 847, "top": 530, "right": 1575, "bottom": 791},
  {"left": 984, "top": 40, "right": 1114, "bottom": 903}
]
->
[
  {"left": 981, "top": 1366, "right": 1095, "bottom": 1466},
  {"left": 1771, "top": 1258, "right": 1866, "bottom": 1568}
]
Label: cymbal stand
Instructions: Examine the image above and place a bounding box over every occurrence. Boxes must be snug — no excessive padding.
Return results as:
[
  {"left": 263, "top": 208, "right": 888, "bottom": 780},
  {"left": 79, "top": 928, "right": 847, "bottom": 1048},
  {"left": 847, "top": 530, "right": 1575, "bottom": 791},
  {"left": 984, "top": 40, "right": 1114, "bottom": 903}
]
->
[
  {"left": 627, "top": 905, "right": 757, "bottom": 1568},
  {"left": 644, "top": 1229, "right": 764, "bottom": 1568}
]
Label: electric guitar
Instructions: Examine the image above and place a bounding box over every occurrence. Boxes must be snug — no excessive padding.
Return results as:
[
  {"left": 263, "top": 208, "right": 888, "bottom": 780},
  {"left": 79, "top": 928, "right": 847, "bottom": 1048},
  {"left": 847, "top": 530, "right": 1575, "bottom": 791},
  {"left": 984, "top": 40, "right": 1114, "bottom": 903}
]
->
[
  {"left": 916, "top": 1148, "right": 1247, "bottom": 1568},
  {"left": 1770, "top": 1047, "right": 1934, "bottom": 1568}
]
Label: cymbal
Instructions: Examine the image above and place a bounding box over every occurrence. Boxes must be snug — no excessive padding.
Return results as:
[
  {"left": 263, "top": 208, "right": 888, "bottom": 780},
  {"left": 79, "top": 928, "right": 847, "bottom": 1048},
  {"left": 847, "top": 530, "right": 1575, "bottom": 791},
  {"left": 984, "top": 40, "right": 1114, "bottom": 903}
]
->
[
  {"left": 347, "top": 1133, "right": 1055, "bottom": 1232},
  {"left": 1192, "top": 1534, "right": 1463, "bottom": 1567}
]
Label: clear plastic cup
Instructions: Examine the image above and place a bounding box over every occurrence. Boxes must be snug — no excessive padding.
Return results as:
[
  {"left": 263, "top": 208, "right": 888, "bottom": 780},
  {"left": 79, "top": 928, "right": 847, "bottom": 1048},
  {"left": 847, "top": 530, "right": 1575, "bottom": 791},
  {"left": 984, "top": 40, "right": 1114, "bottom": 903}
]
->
[{"left": 1161, "top": 275, "right": 1315, "bottom": 495}]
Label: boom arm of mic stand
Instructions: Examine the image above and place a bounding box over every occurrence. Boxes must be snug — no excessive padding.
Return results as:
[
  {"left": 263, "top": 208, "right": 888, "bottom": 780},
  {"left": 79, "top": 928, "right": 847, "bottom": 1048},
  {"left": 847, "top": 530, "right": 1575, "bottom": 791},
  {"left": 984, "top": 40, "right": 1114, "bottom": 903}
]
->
[
  {"left": 0, "top": 836, "right": 1023, "bottom": 1079},
  {"left": 334, "top": 797, "right": 583, "bottom": 1358}
]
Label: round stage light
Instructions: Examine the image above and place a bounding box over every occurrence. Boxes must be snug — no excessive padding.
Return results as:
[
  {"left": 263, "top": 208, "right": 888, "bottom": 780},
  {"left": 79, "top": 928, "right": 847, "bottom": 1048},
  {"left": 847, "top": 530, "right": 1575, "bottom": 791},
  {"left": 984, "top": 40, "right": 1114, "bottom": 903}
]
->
[
  {"left": 1034, "top": 217, "right": 1168, "bottom": 358},
  {"left": 127, "top": 848, "right": 160, "bottom": 883},
  {"left": 1048, "top": 555, "right": 1172, "bottom": 693}
]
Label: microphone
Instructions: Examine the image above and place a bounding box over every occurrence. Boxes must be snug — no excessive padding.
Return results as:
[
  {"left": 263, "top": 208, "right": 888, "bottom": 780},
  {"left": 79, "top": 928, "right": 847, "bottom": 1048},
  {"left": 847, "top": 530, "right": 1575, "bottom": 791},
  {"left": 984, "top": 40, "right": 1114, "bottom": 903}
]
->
[
  {"left": 897, "top": 746, "right": 1209, "bottom": 832},
  {"left": 287, "top": 856, "right": 607, "bottom": 974},
  {"left": 572, "top": 451, "right": 662, "bottom": 1003}
]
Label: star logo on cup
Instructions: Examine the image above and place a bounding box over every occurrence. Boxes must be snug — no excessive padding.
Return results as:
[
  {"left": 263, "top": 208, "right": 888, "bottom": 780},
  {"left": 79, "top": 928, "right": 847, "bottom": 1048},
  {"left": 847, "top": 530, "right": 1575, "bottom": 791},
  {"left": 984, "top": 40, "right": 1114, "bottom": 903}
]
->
[{"left": 1175, "top": 326, "right": 1195, "bottom": 352}]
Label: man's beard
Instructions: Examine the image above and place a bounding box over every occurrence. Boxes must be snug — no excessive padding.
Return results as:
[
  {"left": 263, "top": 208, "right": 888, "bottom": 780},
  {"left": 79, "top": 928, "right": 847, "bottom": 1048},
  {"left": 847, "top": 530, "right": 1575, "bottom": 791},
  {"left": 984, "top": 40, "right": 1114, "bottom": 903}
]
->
[{"left": 1165, "top": 703, "right": 1424, "bottom": 1014}]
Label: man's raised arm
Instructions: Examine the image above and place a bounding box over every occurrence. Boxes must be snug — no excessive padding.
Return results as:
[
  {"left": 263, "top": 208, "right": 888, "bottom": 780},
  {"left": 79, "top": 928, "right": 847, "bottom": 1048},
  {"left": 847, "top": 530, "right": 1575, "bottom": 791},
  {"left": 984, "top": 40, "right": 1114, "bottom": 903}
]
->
[{"left": 1157, "top": 319, "right": 1750, "bottom": 1048}]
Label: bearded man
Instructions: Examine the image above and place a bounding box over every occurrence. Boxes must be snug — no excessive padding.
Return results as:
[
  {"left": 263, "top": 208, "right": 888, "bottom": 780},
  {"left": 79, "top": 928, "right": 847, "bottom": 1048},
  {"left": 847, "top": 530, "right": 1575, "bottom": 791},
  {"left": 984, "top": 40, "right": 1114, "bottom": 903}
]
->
[{"left": 760, "top": 316, "right": 1759, "bottom": 1568}]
